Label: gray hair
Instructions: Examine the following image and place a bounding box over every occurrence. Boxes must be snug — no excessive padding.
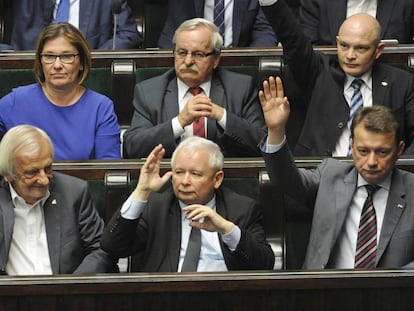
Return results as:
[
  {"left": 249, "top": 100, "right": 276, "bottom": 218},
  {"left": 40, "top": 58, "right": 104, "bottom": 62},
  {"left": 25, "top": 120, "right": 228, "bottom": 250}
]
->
[
  {"left": 0, "top": 125, "right": 54, "bottom": 177},
  {"left": 172, "top": 18, "right": 223, "bottom": 52},
  {"left": 171, "top": 136, "right": 224, "bottom": 171}
]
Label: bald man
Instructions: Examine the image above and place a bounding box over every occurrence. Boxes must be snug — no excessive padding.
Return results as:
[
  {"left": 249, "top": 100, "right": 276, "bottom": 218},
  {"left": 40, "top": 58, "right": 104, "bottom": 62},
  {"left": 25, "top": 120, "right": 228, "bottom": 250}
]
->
[{"left": 258, "top": 0, "right": 414, "bottom": 156}]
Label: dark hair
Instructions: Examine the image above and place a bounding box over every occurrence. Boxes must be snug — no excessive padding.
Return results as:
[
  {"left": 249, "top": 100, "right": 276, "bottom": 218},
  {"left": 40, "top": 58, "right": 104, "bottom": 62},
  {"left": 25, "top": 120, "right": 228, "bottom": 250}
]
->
[
  {"left": 350, "top": 105, "right": 402, "bottom": 145},
  {"left": 34, "top": 23, "right": 91, "bottom": 84}
]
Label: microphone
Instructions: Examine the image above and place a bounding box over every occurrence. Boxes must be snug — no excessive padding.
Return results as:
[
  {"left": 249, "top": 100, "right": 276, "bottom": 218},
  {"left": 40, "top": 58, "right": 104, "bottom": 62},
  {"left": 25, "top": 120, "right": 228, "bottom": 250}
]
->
[{"left": 112, "top": 0, "right": 122, "bottom": 50}]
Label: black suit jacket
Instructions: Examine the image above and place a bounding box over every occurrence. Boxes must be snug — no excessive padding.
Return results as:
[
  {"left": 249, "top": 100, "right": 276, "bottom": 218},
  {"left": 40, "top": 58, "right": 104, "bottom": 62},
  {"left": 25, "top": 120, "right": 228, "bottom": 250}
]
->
[
  {"left": 157, "top": 0, "right": 277, "bottom": 48},
  {"left": 299, "top": 0, "right": 414, "bottom": 45},
  {"left": 0, "top": 173, "right": 117, "bottom": 275},
  {"left": 123, "top": 68, "right": 267, "bottom": 158},
  {"left": 101, "top": 187, "right": 275, "bottom": 272},
  {"left": 7, "top": 0, "right": 142, "bottom": 50},
  {"left": 262, "top": 0, "right": 414, "bottom": 156}
]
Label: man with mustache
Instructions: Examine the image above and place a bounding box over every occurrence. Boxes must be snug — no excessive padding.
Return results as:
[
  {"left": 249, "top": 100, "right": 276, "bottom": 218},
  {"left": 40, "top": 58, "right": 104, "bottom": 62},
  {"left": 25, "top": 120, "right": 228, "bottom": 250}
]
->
[
  {"left": 123, "top": 18, "right": 266, "bottom": 158},
  {"left": 0, "top": 125, "right": 117, "bottom": 275}
]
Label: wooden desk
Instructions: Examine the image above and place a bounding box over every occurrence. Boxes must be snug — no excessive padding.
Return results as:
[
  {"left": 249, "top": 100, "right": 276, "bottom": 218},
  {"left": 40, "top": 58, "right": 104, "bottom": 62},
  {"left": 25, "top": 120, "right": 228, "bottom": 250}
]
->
[{"left": 0, "top": 270, "right": 413, "bottom": 311}]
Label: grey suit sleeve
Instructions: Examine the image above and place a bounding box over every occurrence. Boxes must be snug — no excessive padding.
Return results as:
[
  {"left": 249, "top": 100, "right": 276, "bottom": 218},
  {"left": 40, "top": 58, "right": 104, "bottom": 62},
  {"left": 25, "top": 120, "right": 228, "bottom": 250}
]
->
[{"left": 123, "top": 81, "right": 179, "bottom": 158}]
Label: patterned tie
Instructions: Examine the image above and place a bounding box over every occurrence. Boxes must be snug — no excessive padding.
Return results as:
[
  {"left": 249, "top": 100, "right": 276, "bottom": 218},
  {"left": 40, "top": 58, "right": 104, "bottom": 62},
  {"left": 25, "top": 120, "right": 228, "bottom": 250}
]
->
[
  {"left": 214, "top": 0, "right": 225, "bottom": 41},
  {"left": 55, "top": 0, "right": 70, "bottom": 23},
  {"left": 181, "top": 227, "right": 201, "bottom": 272},
  {"left": 189, "top": 87, "right": 206, "bottom": 138},
  {"left": 355, "top": 184, "right": 380, "bottom": 269},
  {"left": 347, "top": 79, "right": 364, "bottom": 156},
  {"left": 349, "top": 79, "right": 364, "bottom": 121}
]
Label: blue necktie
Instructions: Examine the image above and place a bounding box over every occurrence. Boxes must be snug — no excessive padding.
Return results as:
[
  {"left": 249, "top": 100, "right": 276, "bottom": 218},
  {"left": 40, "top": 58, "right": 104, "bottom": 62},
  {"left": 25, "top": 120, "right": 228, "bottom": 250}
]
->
[
  {"left": 55, "top": 0, "right": 70, "bottom": 23},
  {"left": 349, "top": 79, "right": 364, "bottom": 121},
  {"left": 347, "top": 79, "right": 364, "bottom": 157},
  {"left": 214, "top": 0, "right": 225, "bottom": 41}
]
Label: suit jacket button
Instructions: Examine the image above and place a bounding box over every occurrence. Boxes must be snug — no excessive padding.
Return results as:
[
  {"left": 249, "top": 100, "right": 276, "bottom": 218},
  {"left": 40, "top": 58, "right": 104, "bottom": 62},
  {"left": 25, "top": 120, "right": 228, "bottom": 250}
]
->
[{"left": 338, "top": 122, "right": 344, "bottom": 129}]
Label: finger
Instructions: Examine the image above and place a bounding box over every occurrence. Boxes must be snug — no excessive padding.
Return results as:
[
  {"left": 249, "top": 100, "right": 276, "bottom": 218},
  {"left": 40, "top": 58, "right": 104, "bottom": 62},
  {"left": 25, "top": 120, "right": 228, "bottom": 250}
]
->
[
  {"left": 275, "top": 76, "right": 285, "bottom": 98},
  {"left": 269, "top": 76, "right": 278, "bottom": 98}
]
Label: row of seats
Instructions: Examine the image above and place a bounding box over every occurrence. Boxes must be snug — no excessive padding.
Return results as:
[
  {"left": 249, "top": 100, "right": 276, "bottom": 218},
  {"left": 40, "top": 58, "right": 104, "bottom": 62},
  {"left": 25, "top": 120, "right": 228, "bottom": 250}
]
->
[
  {"left": 53, "top": 157, "right": 414, "bottom": 271},
  {"left": 1, "top": 47, "right": 412, "bottom": 151}
]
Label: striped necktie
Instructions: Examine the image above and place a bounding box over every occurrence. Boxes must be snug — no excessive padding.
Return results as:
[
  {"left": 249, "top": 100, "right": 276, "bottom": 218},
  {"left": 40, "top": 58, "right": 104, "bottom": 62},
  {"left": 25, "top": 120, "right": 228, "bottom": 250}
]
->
[
  {"left": 214, "top": 0, "right": 225, "bottom": 41},
  {"left": 355, "top": 184, "right": 380, "bottom": 269},
  {"left": 347, "top": 79, "right": 364, "bottom": 157},
  {"left": 55, "top": 0, "right": 70, "bottom": 23}
]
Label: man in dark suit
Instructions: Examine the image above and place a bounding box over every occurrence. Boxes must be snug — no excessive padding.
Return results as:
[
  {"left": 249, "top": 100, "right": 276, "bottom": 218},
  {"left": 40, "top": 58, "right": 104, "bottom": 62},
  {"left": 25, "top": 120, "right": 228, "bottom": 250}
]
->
[
  {"left": 123, "top": 18, "right": 266, "bottom": 158},
  {"left": 259, "top": 76, "right": 414, "bottom": 269},
  {"left": 259, "top": 0, "right": 414, "bottom": 156},
  {"left": 2, "top": 0, "right": 142, "bottom": 50},
  {"left": 0, "top": 125, "right": 117, "bottom": 275},
  {"left": 299, "top": 0, "right": 414, "bottom": 45},
  {"left": 158, "top": 0, "right": 277, "bottom": 48},
  {"left": 101, "top": 136, "right": 275, "bottom": 272}
]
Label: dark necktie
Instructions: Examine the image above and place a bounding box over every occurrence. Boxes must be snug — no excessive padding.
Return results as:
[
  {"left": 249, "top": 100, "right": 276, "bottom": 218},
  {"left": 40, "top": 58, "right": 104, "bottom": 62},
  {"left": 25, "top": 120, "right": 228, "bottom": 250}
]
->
[
  {"left": 214, "top": 0, "right": 225, "bottom": 41},
  {"left": 355, "top": 184, "right": 380, "bottom": 269},
  {"left": 55, "top": 0, "right": 70, "bottom": 23},
  {"left": 181, "top": 227, "right": 201, "bottom": 272},
  {"left": 349, "top": 79, "right": 364, "bottom": 122},
  {"left": 189, "top": 87, "right": 206, "bottom": 138},
  {"left": 347, "top": 79, "right": 364, "bottom": 156}
]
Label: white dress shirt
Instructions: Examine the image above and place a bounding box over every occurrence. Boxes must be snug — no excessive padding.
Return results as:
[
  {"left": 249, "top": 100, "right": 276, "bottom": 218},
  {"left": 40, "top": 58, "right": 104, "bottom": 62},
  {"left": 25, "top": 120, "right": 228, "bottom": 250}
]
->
[
  {"left": 204, "top": 0, "right": 234, "bottom": 47},
  {"left": 347, "top": 0, "right": 377, "bottom": 18},
  {"left": 6, "top": 184, "right": 52, "bottom": 275},
  {"left": 121, "top": 193, "right": 241, "bottom": 272},
  {"left": 54, "top": 0, "right": 80, "bottom": 28}
]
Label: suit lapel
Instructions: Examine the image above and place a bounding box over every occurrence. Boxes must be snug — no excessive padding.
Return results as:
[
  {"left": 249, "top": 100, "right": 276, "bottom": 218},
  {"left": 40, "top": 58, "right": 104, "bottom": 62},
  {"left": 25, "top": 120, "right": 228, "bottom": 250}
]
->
[
  {"left": 207, "top": 73, "right": 225, "bottom": 139},
  {"left": 167, "top": 198, "right": 182, "bottom": 271},
  {"left": 333, "top": 169, "right": 358, "bottom": 240},
  {"left": 0, "top": 181, "right": 15, "bottom": 269},
  {"left": 372, "top": 65, "right": 390, "bottom": 105},
  {"left": 376, "top": 0, "right": 395, "bottom": 39},
  {"left": 164, "top": 79, "right": 180, "bottom": 119},
  {"left": 194, "top": 0, "right": 206, "bottom": 16},
  {"left": 78, "top": 0, "right": 96, "bottom": 35},
  {"left": 43, "top": 181, "right": 61, "bottom": 274},
  {"left": 45, "top": 0, "right": 56, "bottom": 23},
  {"left": 232, "top": 0, "right": 248, "bottom": 46},
  {"left": 377, "top": 170, "right": 407, "bottom": 262}
]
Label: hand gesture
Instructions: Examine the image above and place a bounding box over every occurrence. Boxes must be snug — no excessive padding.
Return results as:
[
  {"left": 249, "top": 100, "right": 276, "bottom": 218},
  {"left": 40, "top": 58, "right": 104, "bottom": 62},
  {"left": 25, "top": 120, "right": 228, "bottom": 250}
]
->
[
  {"left": 258, "top": 76, "right": 290, "bottom": 144},
  {"left": 133, "top": 144, "right": 172, "bottom": 201},
  {"left": 178, "top": 95, "right": 213, "bottom": 127},
  {"left": 183, "top": 204, "right": 235, "bottom": 234}
]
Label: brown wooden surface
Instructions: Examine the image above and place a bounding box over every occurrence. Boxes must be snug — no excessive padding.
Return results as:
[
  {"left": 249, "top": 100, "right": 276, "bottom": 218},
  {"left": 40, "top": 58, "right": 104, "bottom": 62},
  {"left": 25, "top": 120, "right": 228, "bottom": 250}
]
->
[
  {"left": 0, "top": 270, "right": 414, "bottom": 311},
  {"left": 1, "top": 45, "right": 413, "bottom": 69}
]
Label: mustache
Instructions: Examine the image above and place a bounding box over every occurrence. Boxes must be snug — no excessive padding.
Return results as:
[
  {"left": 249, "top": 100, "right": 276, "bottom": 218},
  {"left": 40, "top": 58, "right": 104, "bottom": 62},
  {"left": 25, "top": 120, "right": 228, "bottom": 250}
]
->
[{"left": 178, "top": 63, "right": 199, "bottom": 73}]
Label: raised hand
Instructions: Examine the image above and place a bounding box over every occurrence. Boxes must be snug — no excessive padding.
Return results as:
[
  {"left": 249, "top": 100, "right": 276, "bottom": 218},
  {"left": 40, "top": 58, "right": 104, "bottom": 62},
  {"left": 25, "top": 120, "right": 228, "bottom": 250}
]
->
[
  {"left": 258, "top": 76, "right": 290, "bottom": 145},
  {"left": 133, "top": 144, "right": 172, "bottom": 201}
]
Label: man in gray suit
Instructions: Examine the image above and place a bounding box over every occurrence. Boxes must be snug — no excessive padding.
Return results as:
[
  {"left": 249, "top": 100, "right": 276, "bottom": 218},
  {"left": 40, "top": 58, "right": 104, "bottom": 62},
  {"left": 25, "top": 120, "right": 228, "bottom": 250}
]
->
[
  {"left": 123, "top": 18, "right": 266, "bottom": 158},
  {"left": 0, "top": 125, "right": 117, "bottom": 275},
  {"left": 260, "top": 76, "right": 414, "bottom": 269}
]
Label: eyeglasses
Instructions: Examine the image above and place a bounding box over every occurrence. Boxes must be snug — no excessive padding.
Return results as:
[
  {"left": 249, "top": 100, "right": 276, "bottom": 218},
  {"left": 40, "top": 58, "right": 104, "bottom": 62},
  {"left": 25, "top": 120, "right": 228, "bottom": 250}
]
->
[
  {"left": 40, "top": 53, "right": 80, "bottom": 64},
  {"left": 174, "top": 49, "right": 216, "bottom": 61}
]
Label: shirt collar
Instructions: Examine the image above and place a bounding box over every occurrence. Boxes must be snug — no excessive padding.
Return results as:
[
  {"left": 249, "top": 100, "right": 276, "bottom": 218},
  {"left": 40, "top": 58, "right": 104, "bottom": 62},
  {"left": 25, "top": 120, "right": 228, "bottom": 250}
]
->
[
  {"left": 177, "top": 78, "right": 212, "bottom": 100},
  {"left": 345, "top": 70, "right": 372, "bottom": 91},
  {"left": 357, "top": 171, "right": 392, "bottom": 191},
  {"left": 8, "top": 181, "right": 50, "bottom": 208}
]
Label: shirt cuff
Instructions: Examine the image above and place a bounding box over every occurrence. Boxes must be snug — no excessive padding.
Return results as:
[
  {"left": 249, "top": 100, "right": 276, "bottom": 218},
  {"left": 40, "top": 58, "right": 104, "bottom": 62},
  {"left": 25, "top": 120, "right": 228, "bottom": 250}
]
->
[
  {"left": 259, "top": 0, "right": 278, "bottom": 6},
  {"left": 217, "top": 109, "right": 227, "bottom": 130},
  {"left": 120, "top": 193, "right": 147, "bottom": 220},
  {"left": 260, "top": 135, "right": 286, "bottom": 153},
  {"left": 221, "top": 225, "right": 241, "bottom": 251},
  {"left": 172, "top": 116, "right": 185, "bottom": 138}
]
